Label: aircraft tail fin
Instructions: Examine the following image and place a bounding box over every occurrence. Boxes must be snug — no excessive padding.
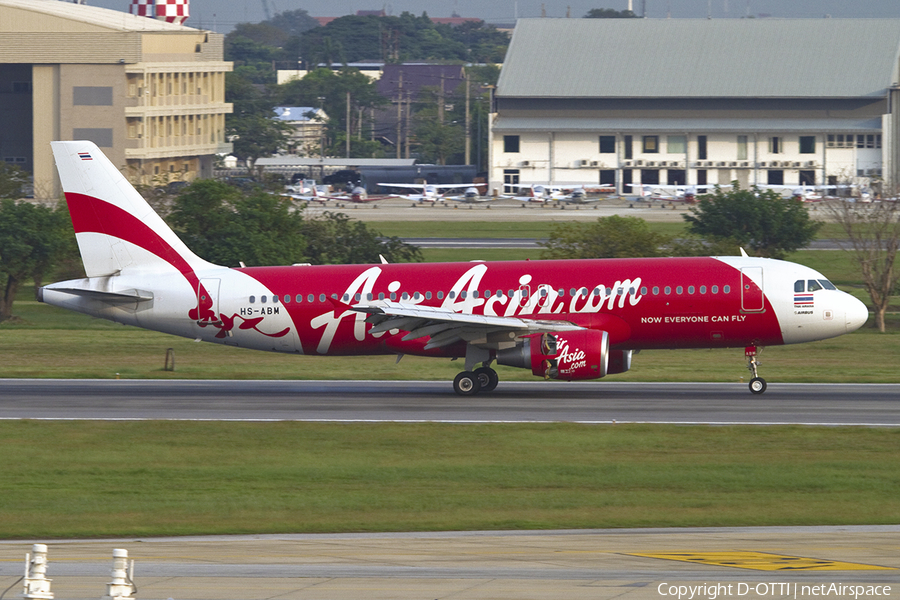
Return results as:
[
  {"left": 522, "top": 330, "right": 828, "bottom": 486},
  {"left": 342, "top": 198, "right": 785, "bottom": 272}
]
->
[{"left": 51, "top": 141, "right": 213, "bottom": 278}]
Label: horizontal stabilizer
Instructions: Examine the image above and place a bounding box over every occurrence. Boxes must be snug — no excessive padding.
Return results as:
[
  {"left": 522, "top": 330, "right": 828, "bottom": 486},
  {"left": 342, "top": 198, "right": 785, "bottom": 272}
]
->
[{"left": 42, "top": 287, "right": 153, "bottom": 304}]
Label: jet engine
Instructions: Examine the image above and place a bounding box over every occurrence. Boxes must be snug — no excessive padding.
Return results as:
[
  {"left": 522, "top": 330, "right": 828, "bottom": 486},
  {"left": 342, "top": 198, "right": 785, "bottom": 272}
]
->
[{"left": 496, "top": 330, "right": 632, "bottom": 381}]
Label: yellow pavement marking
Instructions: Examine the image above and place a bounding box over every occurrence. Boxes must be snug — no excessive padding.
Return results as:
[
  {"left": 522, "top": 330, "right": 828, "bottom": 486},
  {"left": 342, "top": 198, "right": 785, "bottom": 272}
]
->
[{"left": 629, "top": 551, "right": 895, "bottom": 571}]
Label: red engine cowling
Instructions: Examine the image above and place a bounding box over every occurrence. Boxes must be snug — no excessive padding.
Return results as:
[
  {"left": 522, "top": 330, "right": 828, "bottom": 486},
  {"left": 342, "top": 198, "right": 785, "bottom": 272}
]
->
[{"left": 497, "top": 330, "right": 612, "bottom": 381}]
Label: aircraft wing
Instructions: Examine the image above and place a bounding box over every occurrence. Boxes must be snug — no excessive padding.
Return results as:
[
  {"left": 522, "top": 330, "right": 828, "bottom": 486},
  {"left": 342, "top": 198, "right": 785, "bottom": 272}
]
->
[
  {"left": 352, "top": 301, "right": 583, "bottom": 350},
  {"left": 378, "top": 183, "right": 425, "bottom": 191}
]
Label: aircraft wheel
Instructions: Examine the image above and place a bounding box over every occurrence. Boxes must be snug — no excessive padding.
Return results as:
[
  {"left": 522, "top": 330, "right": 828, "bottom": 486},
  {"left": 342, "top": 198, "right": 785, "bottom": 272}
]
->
[
  {"left": 453, "top": 371, "right": 482, "bottom": 396},
  {"left": 474, "top": 366, "right": 499, "bottom": 392},
  {"left": 749, "top": 377, "right": 767, "bottom": 395}
]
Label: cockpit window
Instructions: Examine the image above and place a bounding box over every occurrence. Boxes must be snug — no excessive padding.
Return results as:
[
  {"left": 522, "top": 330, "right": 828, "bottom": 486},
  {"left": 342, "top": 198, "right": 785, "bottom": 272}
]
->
[
  {"left": 819, "top": 279, "right": 837, "bottom": 290},
  {"left": 807, "top": 280, "right": 823, "bottom": 292},
  {"left": 794, "top": 280, "right": 805, "bottom": 293}
]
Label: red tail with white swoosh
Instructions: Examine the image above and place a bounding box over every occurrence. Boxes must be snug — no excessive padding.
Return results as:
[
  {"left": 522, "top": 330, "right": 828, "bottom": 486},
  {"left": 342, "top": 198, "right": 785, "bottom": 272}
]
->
[{"left": 41, "top": 142, "right": 868, "bottom": 395}]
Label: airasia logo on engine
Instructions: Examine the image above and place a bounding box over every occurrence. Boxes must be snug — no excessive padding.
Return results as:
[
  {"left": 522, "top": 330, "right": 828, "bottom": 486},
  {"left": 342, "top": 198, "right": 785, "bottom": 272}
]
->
[
  {"left": 556, "top": 340, "right": 587, "bottom": 373},
  {"left": 530, "top": 330, "right": 609, "bottom": 381}
]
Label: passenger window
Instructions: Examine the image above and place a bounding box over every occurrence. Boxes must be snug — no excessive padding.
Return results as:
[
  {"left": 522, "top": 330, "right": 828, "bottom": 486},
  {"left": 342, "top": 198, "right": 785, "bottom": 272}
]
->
[
  {"left": 261, "top": 296, "right": 267, "bottom": 303},
  {"left": 724, "top": 285, "right": 731, "bottom": 293},
  {"left": 318, "top": 294, "right": 325, "bottom": 302},
  {"left": 712, "top": 285, "right": 719, "bottom": 294},
  {"left": 249, "top": 295, "right": 256, "bottom": 303},
  {"left": 688, "top": 286, "right": 695, "bottom": 294},
  {"left": 807, "top": 280, "right": 823, "bottom": 292},
  {"left": 273, "top": 295, "right": 279, "bottom": 304},
  {"left": 700, "top": 285, "right": 706, "bottom": 294},
  {"left": 676, "top": 286, "right": 683, "bottom": 294},
  {"left": 795, "top": 280, "right": 805, "bottom": 293},
  {"left": 664, "top": 286, "right": 671, "bottom": 295},
  {"left": 652, "top": 286, "right": 659, "bottom": 295},
  {"left": 308, "top": 294, "right": 314, "bottom": 303}
]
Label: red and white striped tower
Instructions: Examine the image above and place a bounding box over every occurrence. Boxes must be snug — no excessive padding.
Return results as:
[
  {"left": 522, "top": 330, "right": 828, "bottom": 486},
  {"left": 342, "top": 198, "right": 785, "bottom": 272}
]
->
[{"left": 129, "top": 0, "right": 189, "bottom": 25}]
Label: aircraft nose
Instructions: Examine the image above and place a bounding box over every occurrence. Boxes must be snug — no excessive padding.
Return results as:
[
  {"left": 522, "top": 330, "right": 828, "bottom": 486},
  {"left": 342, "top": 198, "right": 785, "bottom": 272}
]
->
[{"left": 844, "top": 294, "right": 868, "bottom": 333}]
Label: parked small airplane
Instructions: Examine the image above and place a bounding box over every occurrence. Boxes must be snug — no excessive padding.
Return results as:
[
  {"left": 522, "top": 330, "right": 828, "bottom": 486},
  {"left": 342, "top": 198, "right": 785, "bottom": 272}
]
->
[
  {"left": 443, "top": 186, "right": 495, "bottom": 203},
  {"left": 627, "top": 184, "right": 719, "bottom": 202},
  {"left": 377, "top": 182, "right": 476, "bottom": 203},
  {"left": 41, "top": 142, "right": 868, "bottom": 396},
  {"left": 512, "top": 184, "right": 586, "bottom": 203}
]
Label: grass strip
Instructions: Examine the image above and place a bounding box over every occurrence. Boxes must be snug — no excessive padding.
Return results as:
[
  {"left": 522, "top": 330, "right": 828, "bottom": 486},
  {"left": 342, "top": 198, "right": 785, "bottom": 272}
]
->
[{"left": 1, "top": 421, "right": 898, "bottom": 538}]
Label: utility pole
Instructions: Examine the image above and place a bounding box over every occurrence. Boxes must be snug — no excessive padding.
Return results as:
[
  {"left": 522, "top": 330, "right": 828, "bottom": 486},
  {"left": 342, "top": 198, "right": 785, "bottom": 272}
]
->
[
  {"left": 465, "top": 72, "right": 471, "bottom": 165},
  {"left": 396, "top": 71, "right": 403, "bottom": 159},
  {"left": 346, "top": 90, "right": 350, "bottom": 158}
]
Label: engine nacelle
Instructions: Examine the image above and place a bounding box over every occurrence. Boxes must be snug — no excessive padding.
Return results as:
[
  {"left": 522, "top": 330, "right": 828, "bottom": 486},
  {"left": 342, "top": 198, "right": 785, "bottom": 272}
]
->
[{"left": 497, "top": 330, "right": 611, "bottom": 381}]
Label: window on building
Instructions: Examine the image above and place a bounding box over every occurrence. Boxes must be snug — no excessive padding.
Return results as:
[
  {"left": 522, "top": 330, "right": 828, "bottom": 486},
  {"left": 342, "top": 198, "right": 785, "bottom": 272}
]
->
[
  {"left": 641, "top": 169, "right": 660, "bottom": 185},
  {"left": 503, "top": 169, "right": 520, "bottom": 194},
  {"left": 624, "top": 135, "right": 633, "bottom": 159},
  {"left": 697, "top": 169, "right": 707, "bottom": 185},
  {"left": 599, "top": 170, "right": 615, "bottom": 185},
  {"left": 599, "top": 136, "right": 615, "bottom": 153},
  {"left": 642, "top": 136, "right": 659, "bottom": 153},
  {"left": 737, "top": 135, "right": 748, "bottom": 160},
  {"left": 667, "top": 170, "right": 686, "bottom": 186},
  {"left": 769, "top": 137, "right": 782, "bottom": 154},
  {"left": 697, "top": 135, "right": 707, "bottom": 160},
  {"left": 503, "top": 135, "right": 520, "bottom": 153},
  {"left": 799, "top": 136, "right": 816, "bottom": 154},
  {"left": 73, "top": 86, "right": 113, "bottom": 106},
  {"left": 767, "top": 170, "right": 784, "bottom": 185},
  {"left": 667, "top": 135, "right": 686, "bottom": 154},
  {"left": 799, "top": 170, "right": 815, "bottom": 186}
]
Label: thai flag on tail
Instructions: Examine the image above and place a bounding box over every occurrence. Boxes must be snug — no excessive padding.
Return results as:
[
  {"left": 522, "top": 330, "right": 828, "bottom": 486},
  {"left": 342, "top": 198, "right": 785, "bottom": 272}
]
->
[{"left": 78, "top": 152, "right": 92, "bottom": 161}]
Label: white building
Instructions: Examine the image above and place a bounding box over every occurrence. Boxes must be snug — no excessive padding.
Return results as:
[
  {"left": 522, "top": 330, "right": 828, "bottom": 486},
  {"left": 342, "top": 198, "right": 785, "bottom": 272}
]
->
[
  {"left": 274, "top": 106, "right": 328, "bottom": 156},
  {"left": 490, "top": 18, "right": 900, "bottom": 195}
]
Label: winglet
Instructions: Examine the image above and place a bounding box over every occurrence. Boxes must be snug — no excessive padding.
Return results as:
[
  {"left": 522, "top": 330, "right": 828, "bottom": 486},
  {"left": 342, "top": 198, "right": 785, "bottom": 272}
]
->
[{"left": 740, "top": 247, "right": 749, "bottom": 257}]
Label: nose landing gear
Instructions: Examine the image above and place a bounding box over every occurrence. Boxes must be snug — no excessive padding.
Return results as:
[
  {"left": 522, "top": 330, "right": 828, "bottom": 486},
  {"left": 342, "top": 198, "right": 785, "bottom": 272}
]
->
[{"left": 745, "top": 345, "right": 767, "bottom": 394}]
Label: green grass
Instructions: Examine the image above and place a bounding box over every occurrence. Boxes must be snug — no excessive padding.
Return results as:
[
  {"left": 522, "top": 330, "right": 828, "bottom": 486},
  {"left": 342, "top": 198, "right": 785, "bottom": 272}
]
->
[
  {"left": 372, "top": 220, "right": 691, "bottom": 239},
  {"left": 1, "top": 421, "right": 898, "bottom": 538}
]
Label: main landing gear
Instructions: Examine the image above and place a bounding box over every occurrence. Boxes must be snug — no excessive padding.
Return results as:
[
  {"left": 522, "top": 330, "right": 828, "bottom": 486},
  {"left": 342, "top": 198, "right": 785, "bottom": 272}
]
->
[
  {"left": 745, "top": 345, "right": 767, "bottom": 394},
  {"left": 453, "top": 365, "right": 499, "bottom": 396}
]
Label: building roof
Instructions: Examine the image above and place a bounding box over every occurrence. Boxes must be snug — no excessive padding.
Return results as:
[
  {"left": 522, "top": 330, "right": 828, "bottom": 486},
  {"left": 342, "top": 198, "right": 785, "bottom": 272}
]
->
[
  {"left": 376, "top": 63, "right": 467, "bottom": 99},
  {"left": 274, "top": 107, "right": 325, "bottom": 122},
  {"left": 0, "top": 0, "right": 195, "bottom": 32},
  {"left": 497, "top": 18, "right": 900, "bottom": 99},
  {"left": 492, "top": 116, "right": 885, "bottom": 134}
]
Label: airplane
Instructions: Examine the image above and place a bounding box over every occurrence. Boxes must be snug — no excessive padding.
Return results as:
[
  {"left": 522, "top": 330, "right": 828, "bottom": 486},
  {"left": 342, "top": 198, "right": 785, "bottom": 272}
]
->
[
  {"left": 510, "top": 184, "right": 587, "bottom": 203},
  {"left": 442, "top": 186, "right": 495, "bottom": 203},
  {"left": 627, "top": 184, "right": 717, "bottom": 203},
  {"left": 324, "top": 186, "right": 394, "bottom": 203},
  {"left": 377, "top": 181, "right": 476, "bottom": 203},
  {"left": 41, "top": 141, "right": 869, "bottom": 396},
  {"left": 282, "top": 184, "right": 331, "bottom": 203}
]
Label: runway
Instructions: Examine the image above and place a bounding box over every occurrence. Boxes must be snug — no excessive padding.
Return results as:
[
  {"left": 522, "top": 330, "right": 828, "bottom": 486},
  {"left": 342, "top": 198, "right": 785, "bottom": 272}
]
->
[
  {"left": 1, "top": 527, "right": 897, "bottom": 600},
  {"left": 3, "top": 381, "right": 897, "bottom": 599},
  {"left": 1, "top": 380, "right": 898, "bottom": 425}
]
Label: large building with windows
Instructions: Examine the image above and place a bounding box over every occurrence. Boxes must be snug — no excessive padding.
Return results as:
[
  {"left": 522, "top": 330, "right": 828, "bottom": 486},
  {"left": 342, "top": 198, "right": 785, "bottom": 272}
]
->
[
  {"left": 0, "top": 0, "right": 232, "bottom": 199},
  {"left": 490, "top": 18, "right": 900, "bottom": 195}
]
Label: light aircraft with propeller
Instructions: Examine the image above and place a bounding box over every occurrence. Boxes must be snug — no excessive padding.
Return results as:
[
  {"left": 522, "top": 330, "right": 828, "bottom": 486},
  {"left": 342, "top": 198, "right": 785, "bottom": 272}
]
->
[
  {"left": 41, "top": 141, "right": 869, "bottom": 396},
  {"left": 377, "top": 181, "right": 477, "bottom": 203}
]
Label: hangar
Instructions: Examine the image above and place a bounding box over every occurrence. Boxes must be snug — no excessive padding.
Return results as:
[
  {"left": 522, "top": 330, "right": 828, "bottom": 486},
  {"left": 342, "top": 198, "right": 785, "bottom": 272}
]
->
[
  {"left": 490, "top": 18, "right": 900, "bottom": 196},
  {"left": 0, "top": 0, "right": 233, "bottom": 199}
]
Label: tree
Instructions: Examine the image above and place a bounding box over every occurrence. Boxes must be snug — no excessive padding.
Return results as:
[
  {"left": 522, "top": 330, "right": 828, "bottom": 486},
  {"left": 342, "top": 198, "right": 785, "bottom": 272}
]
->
[
  {"left": 683, "top": 185, "right": 821, "bottom": 260},
  {"left": 278, "top": 68, "right": 388, "bottom": 156},
  {"left": 226, "top": 73, "right": 291, "bottom": 172},
  {"left": 584, "top": 8, "right": 639, "bottom": 18},
  {"left": 0, "top": 200, "right": 71, "bottom": 321},
  {"left": 539, "top": 215, "right": 670, "bottom": 259},
  {"left": 825, "top": 196, "right": 900, "bottom": 332},
  {"left": 301, "top": 212, "right": 422, "bottom": 265},
  {"left": 168, "top": 180, "right": 306, "bottom": 267},
  {"left": 0, "top": 163, "right": 28, "bottom": 199}
]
